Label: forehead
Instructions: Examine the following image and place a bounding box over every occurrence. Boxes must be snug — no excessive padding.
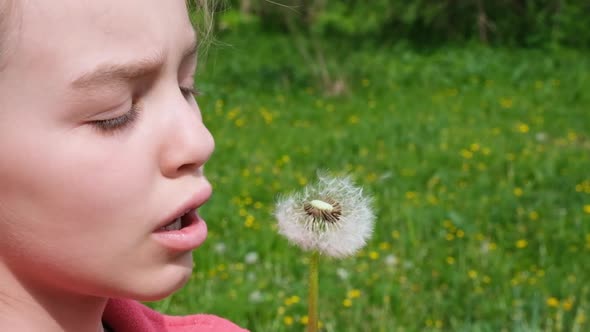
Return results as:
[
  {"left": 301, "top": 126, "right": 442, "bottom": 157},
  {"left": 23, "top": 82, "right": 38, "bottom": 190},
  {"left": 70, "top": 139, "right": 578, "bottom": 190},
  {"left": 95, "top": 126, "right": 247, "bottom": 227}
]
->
[
  {"left": 22, "top": 0, "right": 193, "bottom": 39},
  {"left": 13, "top": 0, "right": 194, "bottom": 75}
]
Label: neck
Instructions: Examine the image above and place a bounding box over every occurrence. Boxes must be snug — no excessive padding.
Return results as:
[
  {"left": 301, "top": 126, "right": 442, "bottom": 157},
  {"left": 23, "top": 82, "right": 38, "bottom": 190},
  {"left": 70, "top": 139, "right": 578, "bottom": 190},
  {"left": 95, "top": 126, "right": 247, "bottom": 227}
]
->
[{"left": 0, "top": 263, "right": 108, "bottom": 332}]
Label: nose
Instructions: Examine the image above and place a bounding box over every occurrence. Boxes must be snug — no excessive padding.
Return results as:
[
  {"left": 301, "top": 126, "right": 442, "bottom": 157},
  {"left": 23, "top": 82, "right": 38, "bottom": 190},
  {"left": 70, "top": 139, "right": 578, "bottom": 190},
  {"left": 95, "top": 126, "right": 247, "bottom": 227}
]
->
[{"left": 159, "top": 98, "right": 215, "bottom": 178}]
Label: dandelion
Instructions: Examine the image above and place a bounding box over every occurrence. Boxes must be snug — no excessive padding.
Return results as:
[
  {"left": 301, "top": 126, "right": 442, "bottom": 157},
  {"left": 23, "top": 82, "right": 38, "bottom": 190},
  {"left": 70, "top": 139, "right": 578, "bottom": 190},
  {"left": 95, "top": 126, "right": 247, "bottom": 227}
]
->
[
  {"left": 379, "top": 242, "right": 391, "bottom": 250},
  {"left": 336, "top": 268, "right": 349, "bottom": 280},
  {"left": 500, "top": 97, "right": 513, "bottom": 109},
  {"left": 283, "top": 316, "right": 294, "bottom": 326},
  {"left": 275, "top": 173, "right": 375, "bottom": 332},
  {"left": 275, "top": 174, "right": 375, "bottom": 258},
  {"left": 248, "top": 290, "right": 264, "bottom": 303},
  {"left": 547, "top": 297, "right": 560, "bottom": 307},
  {"left": 342, "top": 298, "right": 353, "bottom": 307},
  {"left": 563, "top": 298, "right": 574, "bottom": 311},
  {"left": 244, "top": 252, "right": 259, "bottom": 265},
  {"left": 460, "top": 149, "right": 473, "bottom": 159},
  {"left": 348, "top": 115, "right": 360, "bottom": 124},
  {"left": 213, "top": 242, "right": 226, "bottom": 254},
  {"left": 385, "top": 254, "right": 398, "bottom": 267},
  {"left": 517, "top": 123, "right": 530, "bottom": 133},
  {"left": 536, "top": 132, "right": 548, "bottom": 142}
]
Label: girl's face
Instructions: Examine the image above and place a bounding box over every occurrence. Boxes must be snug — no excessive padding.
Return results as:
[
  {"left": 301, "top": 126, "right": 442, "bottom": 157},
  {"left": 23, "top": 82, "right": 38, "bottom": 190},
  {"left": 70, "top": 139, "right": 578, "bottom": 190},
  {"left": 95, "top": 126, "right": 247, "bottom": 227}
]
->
[{"left": 0, "top": 0, "right": 214, "bottom": 300}]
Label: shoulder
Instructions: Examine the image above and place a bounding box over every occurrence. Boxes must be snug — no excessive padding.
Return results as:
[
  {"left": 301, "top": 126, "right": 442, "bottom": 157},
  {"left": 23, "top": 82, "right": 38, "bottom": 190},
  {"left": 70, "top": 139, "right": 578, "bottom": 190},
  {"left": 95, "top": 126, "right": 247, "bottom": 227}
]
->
[{"left": 103, "top": 298, "right": 249, "bottom": 332}]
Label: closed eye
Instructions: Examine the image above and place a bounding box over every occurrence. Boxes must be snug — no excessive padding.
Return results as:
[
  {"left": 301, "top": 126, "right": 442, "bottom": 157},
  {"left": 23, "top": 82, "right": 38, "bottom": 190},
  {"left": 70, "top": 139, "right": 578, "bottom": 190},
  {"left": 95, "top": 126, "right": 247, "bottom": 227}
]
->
[
  {"left": 90, "top": 104, "right": 140, "bottom": 133},
  {"left": 180, "top": 85, "right": 201, "bottom": 99}
]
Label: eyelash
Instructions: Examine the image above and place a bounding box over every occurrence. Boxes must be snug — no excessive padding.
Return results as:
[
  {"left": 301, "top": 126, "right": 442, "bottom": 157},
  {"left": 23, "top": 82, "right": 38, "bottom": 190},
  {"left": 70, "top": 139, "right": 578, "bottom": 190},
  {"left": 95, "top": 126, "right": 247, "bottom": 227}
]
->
[
  {"left": 91, "top": 103, "right": 140, "bottom": 133},
  {"left": 180, "top": 85, "right": 201, "bottom": 99},
  {"left": 91, "top": 85, "right": 200, "bottom": 133}
]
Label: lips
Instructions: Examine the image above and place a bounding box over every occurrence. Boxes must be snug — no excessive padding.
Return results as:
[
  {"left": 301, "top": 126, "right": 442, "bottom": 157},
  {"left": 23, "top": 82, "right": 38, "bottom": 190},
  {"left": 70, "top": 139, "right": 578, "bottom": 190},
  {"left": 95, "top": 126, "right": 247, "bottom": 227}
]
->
[
  {"left": 151, "top": 183, "right": 212, "bottom": 252},
  {"left": 154, "top": 183, "right": 212, "bottom": 233}
]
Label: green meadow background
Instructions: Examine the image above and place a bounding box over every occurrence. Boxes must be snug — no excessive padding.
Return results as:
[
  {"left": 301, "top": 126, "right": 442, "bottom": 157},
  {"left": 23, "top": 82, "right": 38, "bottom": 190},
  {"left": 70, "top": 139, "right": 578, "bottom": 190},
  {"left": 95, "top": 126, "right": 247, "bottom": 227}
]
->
[{"left": 151, "top": 3, "right": 590, "bottom": 331}]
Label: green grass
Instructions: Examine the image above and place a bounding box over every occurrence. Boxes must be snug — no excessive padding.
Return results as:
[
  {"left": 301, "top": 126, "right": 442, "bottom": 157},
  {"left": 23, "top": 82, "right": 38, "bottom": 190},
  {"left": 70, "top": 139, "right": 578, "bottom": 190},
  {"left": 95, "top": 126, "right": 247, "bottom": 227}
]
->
[{"left": 151, "top": 32, "right": 590, "bottom": 331}]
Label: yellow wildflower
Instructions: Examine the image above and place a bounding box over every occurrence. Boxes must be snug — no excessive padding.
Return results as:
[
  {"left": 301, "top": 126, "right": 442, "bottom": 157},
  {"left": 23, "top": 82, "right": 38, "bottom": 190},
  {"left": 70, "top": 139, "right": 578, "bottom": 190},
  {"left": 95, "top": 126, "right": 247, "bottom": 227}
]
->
[
  {"left": 500, "top": 98, "right": 513, "bottom": 108},
  {"left": 378, "top": 242, "right": 391, "bottom": 250},
  {"left": 347, "top": 289, "right": 361, "bottom": 299},
  {"left": 348, "top": 115, "right": 360, "bottom": 124},
  {"left": 343, "top": 298, "right": 352, "bottom": 307},
  {"left": 517, "top": 123, "right": 529, "bottom": 133},
  {"left": 562, "top": 298, "right": 574, "bottom": 311},
  {"left": 546, "top": 297, "right": 560, "bottom": 307},
  {"left": 369, "top": 251, "right": 379, "bottom": 260},
  {"left": 300, "top": 315, "right": 309, "bottom": 325},
  {"left": 283, "top": 316, "right": 294, "bottom": 325},
  {"left": 460, "top": 149, "right": 473, "bottom": 159}
]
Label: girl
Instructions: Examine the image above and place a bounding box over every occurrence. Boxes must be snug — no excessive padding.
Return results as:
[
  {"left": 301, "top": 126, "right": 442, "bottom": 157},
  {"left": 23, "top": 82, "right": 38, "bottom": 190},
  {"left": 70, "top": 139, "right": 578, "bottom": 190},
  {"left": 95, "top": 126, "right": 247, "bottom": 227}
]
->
[{"left": 0, "top": 0, "right": 247, "bottom": 331}]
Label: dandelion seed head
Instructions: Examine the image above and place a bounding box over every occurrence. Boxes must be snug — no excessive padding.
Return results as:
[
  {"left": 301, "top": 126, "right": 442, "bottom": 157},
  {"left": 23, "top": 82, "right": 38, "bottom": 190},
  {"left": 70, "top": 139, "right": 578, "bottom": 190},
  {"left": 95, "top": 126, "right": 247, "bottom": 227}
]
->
[
  {"left": 275, "top": 174, "right": 375, "bottom": 258},
  {"left": 303, "top": 198, "right": 342, "bottom": 224}
]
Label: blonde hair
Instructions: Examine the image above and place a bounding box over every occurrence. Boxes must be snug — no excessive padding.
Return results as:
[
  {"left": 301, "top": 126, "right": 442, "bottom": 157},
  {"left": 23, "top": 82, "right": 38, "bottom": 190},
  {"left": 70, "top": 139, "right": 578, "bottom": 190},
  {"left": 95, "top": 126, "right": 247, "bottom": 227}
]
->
[{"left": 188, "top": 0, "right": 222, "bottom": 55}]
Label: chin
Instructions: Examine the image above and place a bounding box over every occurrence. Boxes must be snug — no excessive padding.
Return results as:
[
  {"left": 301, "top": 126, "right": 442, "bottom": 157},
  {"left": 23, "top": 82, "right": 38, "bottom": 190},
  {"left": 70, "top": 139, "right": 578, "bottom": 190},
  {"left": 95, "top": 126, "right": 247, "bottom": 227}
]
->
[{"left": 127, "top": 256, "right": 195, "bottom": 302}]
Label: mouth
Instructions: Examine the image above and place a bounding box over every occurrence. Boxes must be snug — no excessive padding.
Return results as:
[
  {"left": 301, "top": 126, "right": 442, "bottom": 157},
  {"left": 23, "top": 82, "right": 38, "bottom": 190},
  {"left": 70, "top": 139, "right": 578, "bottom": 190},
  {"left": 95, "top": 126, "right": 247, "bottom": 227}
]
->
[
  {"left": 154, "top": 208, "right": 194, "bottom": 232},
  {"left": 154, "top": 184, "right": 212, "bottom": 233},
  {"left": 151, "top": 184, "right": 212, "bottom": 252}
]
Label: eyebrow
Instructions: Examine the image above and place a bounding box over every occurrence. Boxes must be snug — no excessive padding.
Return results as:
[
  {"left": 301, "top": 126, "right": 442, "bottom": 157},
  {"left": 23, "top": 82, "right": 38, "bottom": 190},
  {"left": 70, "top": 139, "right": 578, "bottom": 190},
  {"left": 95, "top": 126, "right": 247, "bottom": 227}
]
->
[{"left": 71, "top": 36, "right": 198, "bottom": 90}]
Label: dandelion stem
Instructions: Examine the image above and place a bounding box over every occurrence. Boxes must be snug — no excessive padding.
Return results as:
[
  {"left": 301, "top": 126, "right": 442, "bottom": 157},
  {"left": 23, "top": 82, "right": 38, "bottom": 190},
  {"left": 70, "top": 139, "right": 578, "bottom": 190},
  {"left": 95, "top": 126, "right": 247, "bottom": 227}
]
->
[{"left": 307, "top": 250, "right": 319, "bottom": 332}]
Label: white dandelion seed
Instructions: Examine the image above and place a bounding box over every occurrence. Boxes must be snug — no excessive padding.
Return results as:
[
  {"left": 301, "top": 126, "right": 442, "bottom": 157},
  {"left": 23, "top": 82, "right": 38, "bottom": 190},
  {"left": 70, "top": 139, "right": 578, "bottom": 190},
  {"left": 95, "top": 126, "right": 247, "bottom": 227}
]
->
[
  {"left": 213, "top": 242, "right": 227, "bottom": 254},
  {"left": 336, "top": 268, "right": 350, "bottom": 281},
  {"left": 385, "top": 254, "right": 398, "bottom": 267},
  {"left": 275, "top": 174, "right": 375, "bottom": 258},
  {"left": 248, "top": 290, "right": 264, "bottom": 303},
  {"left": 244, "top": 251, "right": 259, "bottom": 265}
]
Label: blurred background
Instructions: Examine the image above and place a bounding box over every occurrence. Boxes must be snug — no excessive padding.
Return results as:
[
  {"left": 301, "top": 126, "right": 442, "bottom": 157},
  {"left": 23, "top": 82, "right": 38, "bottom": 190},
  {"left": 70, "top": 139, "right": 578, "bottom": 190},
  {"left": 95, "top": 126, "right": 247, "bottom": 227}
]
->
[{"left": 152, "top": 1, "right": 590, "bottom": 331}]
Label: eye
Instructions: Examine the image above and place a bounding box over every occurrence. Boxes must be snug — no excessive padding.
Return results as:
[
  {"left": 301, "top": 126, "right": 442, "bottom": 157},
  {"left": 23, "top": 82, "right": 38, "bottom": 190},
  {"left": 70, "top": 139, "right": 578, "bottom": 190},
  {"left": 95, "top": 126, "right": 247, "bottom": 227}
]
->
[
  {"left": 180, "top": 85, "right": 201, "bottom": 100},
  {"left": 90, "top": 103, "right": 140, "bottom": 133}
]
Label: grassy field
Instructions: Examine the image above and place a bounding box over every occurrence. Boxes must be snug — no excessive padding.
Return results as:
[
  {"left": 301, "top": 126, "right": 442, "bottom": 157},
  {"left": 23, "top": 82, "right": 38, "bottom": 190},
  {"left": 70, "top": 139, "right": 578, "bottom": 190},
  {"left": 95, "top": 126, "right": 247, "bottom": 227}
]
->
[{"left": 150, "top": 32, "right": 590, "bottom": 331}]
